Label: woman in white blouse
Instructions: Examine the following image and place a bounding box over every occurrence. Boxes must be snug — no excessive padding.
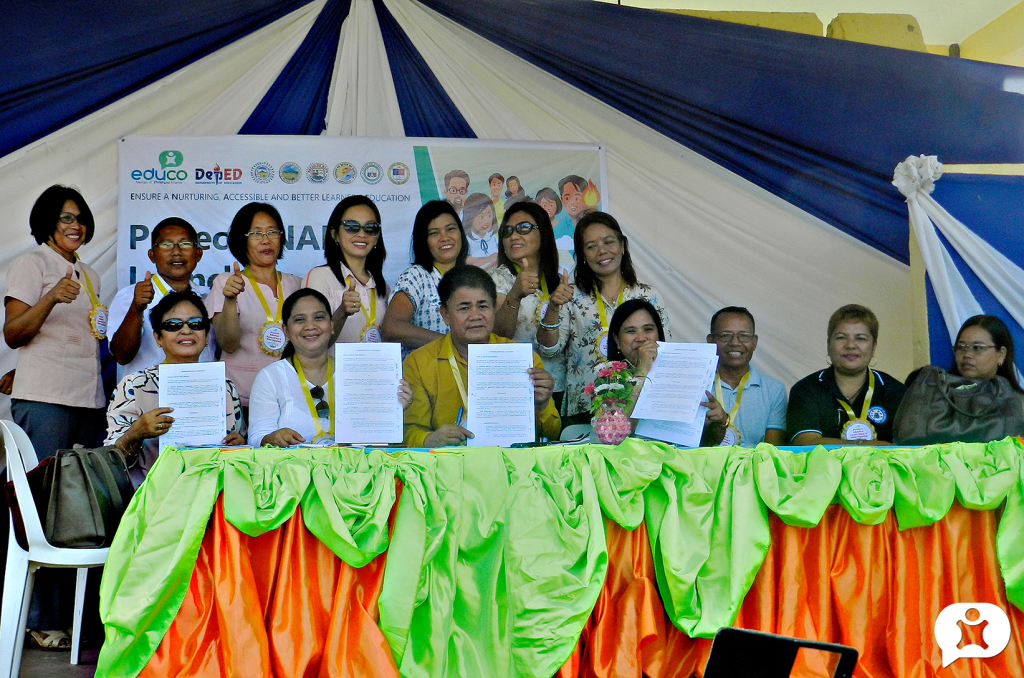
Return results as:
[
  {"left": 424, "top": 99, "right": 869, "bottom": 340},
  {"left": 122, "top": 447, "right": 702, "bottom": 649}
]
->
[
  {"left": 248, "top": 289, "right": 412, "bottom": 446},
  {"left": 303, "top": 195, "right": 389, "bottom": 343},
  {"left": 490, "top": 201, "right": 574, "bottom": 411},
  {"left": 538, "top": 211, "right": 672, "bottom": 426}
]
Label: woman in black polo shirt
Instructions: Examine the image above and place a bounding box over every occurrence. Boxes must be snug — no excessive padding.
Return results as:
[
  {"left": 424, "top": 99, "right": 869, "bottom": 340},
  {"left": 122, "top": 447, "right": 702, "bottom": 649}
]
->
[{"left": 786, "top": 304, "right": 906, "bottom": 445}]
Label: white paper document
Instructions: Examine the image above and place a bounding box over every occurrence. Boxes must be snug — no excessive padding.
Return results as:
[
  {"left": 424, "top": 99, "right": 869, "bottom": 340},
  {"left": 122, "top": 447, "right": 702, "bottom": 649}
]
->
[
  {"left": 466, "top": 343, "right": 535, "bottom": 447},
  {"left": 158, "top": 362, "right": 227, "bottom": 447},
  {"left": 335, "top": 343, "right": 404, "bottom": 444},
  {"left": 631, "top": 343, "right": 719, "bottom": 423}
]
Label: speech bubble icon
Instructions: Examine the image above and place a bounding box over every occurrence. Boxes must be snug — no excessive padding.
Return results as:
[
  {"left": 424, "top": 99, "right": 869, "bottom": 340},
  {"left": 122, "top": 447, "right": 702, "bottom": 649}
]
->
[
  {"left": 159, "top": 150, "right": 183, "bottom": 169},
  {"left": 935, "top": 603, "right": 1010, "bottom": 667}
]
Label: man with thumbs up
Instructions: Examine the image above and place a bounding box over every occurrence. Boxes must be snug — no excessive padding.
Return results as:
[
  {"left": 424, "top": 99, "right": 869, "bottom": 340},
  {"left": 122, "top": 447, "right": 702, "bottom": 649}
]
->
[{"left": 107, "top": 217, "right": 214, "bottom": 380}]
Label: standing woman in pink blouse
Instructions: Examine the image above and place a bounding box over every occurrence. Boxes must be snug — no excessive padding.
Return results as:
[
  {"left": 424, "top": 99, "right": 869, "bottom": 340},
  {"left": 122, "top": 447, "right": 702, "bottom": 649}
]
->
[
  {"left": 302, "top": 195, "right": 389, "bottom": 343},
  {"left": 206, "top": 202, "right": 301, "bottom": 416},
  {"left": 3, "top": 185, "right": 107, "bottom": 645}
]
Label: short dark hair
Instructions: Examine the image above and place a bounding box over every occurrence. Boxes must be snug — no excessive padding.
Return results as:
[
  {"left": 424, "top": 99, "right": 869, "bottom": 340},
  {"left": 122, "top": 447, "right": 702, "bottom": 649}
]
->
[
  {"left": 951, "top": 314, "right": 1023, "bottom": 392},
  {"left": 608, "top": 298, "right": 665, "bottom": 362},
  {"left": 573, "top": 211, "right": 638, "bottom": 296},
  {"left": 411, "top": 200, "right": 469, "bottom": 270},
  {"left": 504, "top": 175, "right": 525, "bottom": 198},
  {"left": 280, "top": 288, "right": 331, "bottom": 360},
  {"left": 438, "top": 266, "right": 497, "bottom": 307},
  {"left": 827, "top": 304, "right": 878, "bottom": 342},
  {"left": 151, "top": 216, "right": 199, "bottom": 249},
  {"left": 444, "top": 169, "right": 470, "bottom": 188},
  {"left": 29, "top": 185, "right": 95, "bottom": 246},
  {"left": 325, "top": 195, "right": 387, "bottom": 299},
  {"left": 227, "top": 202, "right": 285, "bottom": 265},
  {"left": 710, "top": 306, "right": 756, "bottom": 335},
  {"left": 497, "top": 201, "right": 561, "bottom": 293},
  {"left": 558, "top": 175, "right": 586, "bottom": 195},
  {"left": 534, "top": 187, "right": 562, "bottom": 215},
  {"left": 149, "top": 290, "right": 209, "bottom": 335},
  {"left": 488, "top": 173, "right": 504, "bottom": 184}
]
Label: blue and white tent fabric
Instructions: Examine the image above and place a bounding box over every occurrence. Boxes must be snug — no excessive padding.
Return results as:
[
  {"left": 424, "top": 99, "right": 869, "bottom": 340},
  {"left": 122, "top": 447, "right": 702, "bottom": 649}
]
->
[{"left": 4, "top": 0, "right": 1024, "bottom": 399}]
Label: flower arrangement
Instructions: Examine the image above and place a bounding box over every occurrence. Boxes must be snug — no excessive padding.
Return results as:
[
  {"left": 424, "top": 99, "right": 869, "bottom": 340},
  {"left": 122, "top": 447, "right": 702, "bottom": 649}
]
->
[{"left": 584, "top": 361, "right": 635, "bottom": 415}]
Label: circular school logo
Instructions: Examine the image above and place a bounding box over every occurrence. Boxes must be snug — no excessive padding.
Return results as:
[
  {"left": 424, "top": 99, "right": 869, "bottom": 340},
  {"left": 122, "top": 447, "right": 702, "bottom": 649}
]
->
[
  {"left": 279, "top": 162, "right": 301, "bottom": 184},
  {"left": 250, "top": 162, "right": 275, "bottom": 184},
  {"left": 307, "top": 162, "right": 329, "bottom": 184},
  {"left": 361, "top": 162, "right": 383, "bottom": 184},
  {"left": 334, "top": 162, "right": 357, "bottom": 184},
  {"left": 867, "top": 406, "right": 887, "bottom": 424},
  {"left": 388, "top": 162, "right": 410, "bottom": 185}
]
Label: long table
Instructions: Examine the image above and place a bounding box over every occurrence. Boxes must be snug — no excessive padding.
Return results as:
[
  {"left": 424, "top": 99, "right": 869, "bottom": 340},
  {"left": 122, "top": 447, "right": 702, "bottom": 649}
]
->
[{"left": 97, "top": 439, "right": 1024, "bottom": 677}]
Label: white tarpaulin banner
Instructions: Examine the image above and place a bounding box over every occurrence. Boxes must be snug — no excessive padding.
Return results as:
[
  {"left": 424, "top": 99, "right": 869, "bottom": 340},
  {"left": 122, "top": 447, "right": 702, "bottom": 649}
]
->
[{"left": 117, "top": 135, "right": 606, "bottom": 289}]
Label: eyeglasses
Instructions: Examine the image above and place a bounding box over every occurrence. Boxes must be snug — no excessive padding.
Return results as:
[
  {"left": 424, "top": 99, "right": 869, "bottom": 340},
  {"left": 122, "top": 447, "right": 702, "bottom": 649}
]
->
[
  {"left": 445, "top": 186, "right": 467, "bottom": 195},
  {"left": 58, "top": 212, "right": 86, "bottom": 225},
  {"left": 340, "top": 220, "right": 381, "bottom": 236},
  {"left": 245, "top": 229, "right": 283, "bottom": 239},
  {"left": 154, "top": 241, "right": 197, "bottom": 251},
  {"left": 953, "top": 343, "right": 997, "bottom": 355},
  {"left": 310, "top": 385, "right": 330, "bottom": 418},
  {"left": 159, "top": 317, "right": 209, "bottom": 333},
  {"left": 712, "top": 332, "right": 754, "bottom": 344},
  {"left": 500, "top": 221, "right": 539, "bottom": 238}
]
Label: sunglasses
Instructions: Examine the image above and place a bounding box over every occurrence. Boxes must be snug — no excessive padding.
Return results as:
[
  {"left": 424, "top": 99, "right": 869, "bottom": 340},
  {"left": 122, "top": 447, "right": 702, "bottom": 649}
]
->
[
  {"left": 159, "top": 317, "right": 209, "bottom": 332},
  {"left": 500, "top": 221, "right": 539, "bottom": 238},
  {"left": 310, "top": 385, "right": 330, "bottom": 418},
  {"left": 340, "top": 220, "right": 381, "bottom": 236}
]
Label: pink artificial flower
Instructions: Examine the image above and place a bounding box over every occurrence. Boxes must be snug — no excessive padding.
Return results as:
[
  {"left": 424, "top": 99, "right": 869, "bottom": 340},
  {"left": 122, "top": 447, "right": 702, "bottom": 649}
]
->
[
  {"left": 598, "top": 368, "right": 613, "bottom": 378},
  {"left": 584, "top": 382, "right": 595, "bottom": 395}
]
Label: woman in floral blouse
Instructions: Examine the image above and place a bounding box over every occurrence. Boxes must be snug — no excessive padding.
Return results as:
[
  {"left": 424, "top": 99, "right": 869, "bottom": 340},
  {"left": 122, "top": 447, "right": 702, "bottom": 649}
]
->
[
  {"left": 106, "top": 290, "right": 245, "bottom": 487},
  {"left": 538, "top": 211, "right": 671, "bottom": 425}
]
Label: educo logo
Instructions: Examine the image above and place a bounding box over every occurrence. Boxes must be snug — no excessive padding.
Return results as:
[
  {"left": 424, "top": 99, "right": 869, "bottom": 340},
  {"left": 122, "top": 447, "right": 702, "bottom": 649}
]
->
[
  {"left": 131, "top": 150, "right": 187, "bottom": 182},
  {"left": 934, "top": 603, "right": 1010, "bottom": 667}
]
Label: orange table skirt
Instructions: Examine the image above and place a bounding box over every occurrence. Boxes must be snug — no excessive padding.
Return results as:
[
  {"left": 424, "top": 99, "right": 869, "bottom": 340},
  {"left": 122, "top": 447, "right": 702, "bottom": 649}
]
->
[{"left": 142, "top": 500, "right": 1024, "bottom": 677}]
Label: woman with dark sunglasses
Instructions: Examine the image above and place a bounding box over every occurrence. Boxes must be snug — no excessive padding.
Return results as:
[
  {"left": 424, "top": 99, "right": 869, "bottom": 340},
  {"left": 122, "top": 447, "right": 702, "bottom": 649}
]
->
[
  {"left": 248, "top": 289, "right": 412, "bottom": 447},
  {"left": 105, "top": 291, "right": 245, "bottom": 487},
  {"left": 303, "top": 195, "right": 389, "bottom": 343},
  {"left": 491, "top": 201, "right": 574, "bottom": 411}
]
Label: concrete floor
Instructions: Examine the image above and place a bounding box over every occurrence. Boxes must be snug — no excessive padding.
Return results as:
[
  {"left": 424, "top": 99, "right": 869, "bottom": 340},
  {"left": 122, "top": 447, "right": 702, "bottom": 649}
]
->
[{"left": 18, "top": 646, "right": 98, "bottom": 677}]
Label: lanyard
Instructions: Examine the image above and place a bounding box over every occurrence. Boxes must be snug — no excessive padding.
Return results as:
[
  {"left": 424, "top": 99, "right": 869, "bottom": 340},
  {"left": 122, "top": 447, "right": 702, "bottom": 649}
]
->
[
  {"left": 837, "top": 370, "right": 875, "bottom": 421},
  {"left": 446, "top": 340, "right": 468, "bottom": 410},
  {"left": 292, "top": 356, "right": 334, "bottom": 440},
  {"left": 349, "top": 276, "right": 377, "bottom": 326},
  {"left": 714, "top": 371, "right": 751, "bottom": 425},
  {"left": 151, "top": 274, "right": 170, "bottom": 296},
  {"left": 244, "top": 269, "right": 283, "bottom": 322},
  {"left": 594, "top": 288, "right": 625, "bottom": 333}
]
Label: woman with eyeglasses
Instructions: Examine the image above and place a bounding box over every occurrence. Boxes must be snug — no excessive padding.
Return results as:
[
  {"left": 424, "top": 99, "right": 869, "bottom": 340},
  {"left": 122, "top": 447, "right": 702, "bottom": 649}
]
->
[
  {"left": 303, "top": 196, "right": 388, "bottom": 343},
  {"left": 248, "top": 289, "right": 412, "bottom": 447},
  {"left": 106, "top": 291, "right": 245, "bottom": 486},
  {"left": 537, "top": 211, "right": 672, "bottom": 426},
  {"left": 948, "top": 315, "right": 1024, "bottom": 389},
  {"left": 491, "top": 201, "right": 574, "bottom": 410},
  {"left": 207, "top": 202, "right": 301, "bottom": 410},
  {"left": 787, "top": 304, "right": 906, "bottom": 446},
  {"left": 382, "top": 200, "right": 469, "bottom": 358}
]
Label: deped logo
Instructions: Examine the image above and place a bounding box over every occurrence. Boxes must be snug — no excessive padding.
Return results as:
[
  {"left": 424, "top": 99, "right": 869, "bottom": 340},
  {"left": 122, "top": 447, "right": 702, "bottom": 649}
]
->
[
  {"left": 195, "top": 165, "right": 243, "bottom": 184},
  {"left": 131, "top": 150, "right": 188, "bottom": 182},
  {"left": 934, "top": 603, "right": 1010, "bottom": 667}
]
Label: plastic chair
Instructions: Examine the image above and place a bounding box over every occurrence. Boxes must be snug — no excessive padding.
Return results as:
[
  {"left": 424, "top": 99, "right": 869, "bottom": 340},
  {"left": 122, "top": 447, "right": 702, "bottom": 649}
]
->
[{"left": 0, "top": 420, "right": 108, "bottom": 677}]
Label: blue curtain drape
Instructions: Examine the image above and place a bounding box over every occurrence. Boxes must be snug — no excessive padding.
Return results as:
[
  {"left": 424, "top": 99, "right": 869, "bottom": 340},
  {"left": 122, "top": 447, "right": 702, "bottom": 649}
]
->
[
  {"left": 416, "top": 0, "right": 1024, "bottom": 263},
  {"left": 240, "top": 0, "right": 352, "bottom": 135},
  {"left": 372, "top": 0, "right": 476, "bottom": 138},
  {"left": 1, "top": 0, "right": 315, "bottom": 159}
]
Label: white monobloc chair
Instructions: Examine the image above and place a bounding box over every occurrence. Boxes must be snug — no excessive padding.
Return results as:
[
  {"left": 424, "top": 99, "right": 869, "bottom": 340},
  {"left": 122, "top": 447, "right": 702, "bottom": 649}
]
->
[{"left": 0, "top": 419, "right": 109, "bottom": 677}]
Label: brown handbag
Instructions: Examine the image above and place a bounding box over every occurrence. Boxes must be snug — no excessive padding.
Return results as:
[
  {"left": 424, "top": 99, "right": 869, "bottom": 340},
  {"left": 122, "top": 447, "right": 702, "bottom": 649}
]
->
[{"left": 893, "top": 365, "right": 1024, "bottom": 445}]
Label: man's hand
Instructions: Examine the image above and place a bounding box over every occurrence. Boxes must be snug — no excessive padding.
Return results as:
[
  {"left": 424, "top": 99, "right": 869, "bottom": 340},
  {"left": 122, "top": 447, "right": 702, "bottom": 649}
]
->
[
  {"left": 132, "top": 271, "right": 155, "bottom": 310},
  {"left": 424, "top": 424, "right": 474, "bottom": 448}
]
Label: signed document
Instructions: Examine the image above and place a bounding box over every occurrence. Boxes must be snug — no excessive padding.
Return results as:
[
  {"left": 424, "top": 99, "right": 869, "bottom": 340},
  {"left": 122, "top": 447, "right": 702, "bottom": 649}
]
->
[
  {"left": 467, "top": 343, "right": 535, "bottom": 447},
  {"left": 631, "top": 342, "right": 718, "bottom": 423},
  {"left": 335, "top": 343, "right": 403, "bottom": 444},
  {"left": 158, "top": 362, "right": 227, "bottom": 447}
]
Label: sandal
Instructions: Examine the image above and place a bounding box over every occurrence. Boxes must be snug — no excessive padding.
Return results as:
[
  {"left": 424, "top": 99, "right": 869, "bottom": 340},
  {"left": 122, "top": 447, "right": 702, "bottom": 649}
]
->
[{"left": 26, "top": 629, "right": 71, "bottom": 650}]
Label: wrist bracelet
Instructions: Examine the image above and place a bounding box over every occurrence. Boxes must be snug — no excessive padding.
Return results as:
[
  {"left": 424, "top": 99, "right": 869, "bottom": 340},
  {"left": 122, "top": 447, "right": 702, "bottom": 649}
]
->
[
  {"left": 506, "top": 301, "right": 520, "bottom": 310},
  {"left": 539, "top": 319, "right": 561, "bottom": 330}
]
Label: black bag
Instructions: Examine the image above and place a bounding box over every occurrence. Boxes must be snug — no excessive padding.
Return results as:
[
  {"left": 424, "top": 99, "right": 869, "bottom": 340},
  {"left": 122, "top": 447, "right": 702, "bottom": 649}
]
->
[
  {"left": 893, "top": 365, "right": 1024, "bottom": 445},
  {"left": 43, "top": 445, "right": 135, "bottom": 548}
]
